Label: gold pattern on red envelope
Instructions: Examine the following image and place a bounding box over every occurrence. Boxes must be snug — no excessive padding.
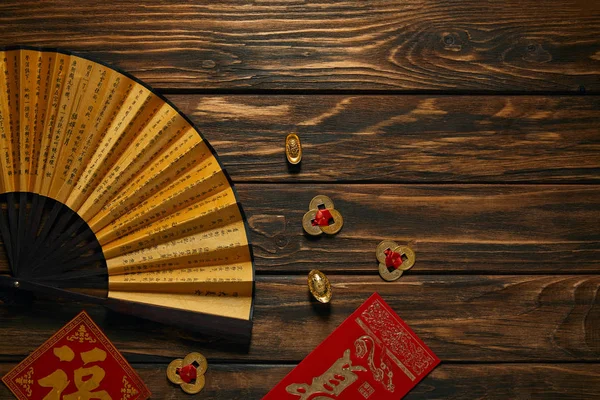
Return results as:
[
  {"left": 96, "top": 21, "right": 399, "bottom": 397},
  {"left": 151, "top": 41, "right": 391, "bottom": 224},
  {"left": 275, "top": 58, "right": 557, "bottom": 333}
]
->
[
  {"left": 263, "top": 293, "right": 440, "bottom": 400},
  {"left": 2, "top": 311, "right": 150, "bottom": 400}
]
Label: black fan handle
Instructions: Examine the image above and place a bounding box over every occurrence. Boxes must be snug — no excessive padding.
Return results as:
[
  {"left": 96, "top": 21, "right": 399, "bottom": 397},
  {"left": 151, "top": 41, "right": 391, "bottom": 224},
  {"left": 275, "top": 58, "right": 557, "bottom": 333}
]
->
[
  {"left": 0, "top": 275, "right": 252, "bottom": 340},
  {"left": 0, "top": 275, "right": 33, "bottom": 305},
  {"left": 0, "top": 275, "right": 104, "bottom": 305}
]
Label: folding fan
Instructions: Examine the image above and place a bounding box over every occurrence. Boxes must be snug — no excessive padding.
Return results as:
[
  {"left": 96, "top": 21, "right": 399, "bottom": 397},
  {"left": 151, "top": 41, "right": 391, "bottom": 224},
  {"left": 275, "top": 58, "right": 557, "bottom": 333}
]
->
[{"left": 0, "top": 47, "right": 254, "bottom": 339}]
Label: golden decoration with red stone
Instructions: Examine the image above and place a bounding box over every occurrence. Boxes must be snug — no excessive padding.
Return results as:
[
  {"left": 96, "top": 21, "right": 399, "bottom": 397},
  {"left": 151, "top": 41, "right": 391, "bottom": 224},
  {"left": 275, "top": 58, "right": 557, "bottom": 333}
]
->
[
  {"left": 167, "top": 352, "right": 208, "bottom": 395},
  {"left": 376, "top": 240, "right": 416, "bottom": 282},
  {"left": 302, "top": 195, "right": 344, "bottom": 236}
]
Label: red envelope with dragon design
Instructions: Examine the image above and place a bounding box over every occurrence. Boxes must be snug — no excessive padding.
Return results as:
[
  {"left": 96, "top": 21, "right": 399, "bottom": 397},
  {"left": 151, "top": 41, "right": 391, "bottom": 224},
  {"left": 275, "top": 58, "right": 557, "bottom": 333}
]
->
[
  {"left": 2, "top": 311, "right": 150, "bottom": 400},
  {"left": 263, "top": 293, "right": 440, "bottom": 400}
]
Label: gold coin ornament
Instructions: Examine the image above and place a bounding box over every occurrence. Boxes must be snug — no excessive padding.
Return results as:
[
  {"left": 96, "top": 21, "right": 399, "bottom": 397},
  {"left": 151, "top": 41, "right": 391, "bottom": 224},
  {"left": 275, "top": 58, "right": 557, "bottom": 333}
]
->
[
  {"left": 285, "top": 133, "right": 302, "bottom": 165},
  {"left": 308, "top": 269, "right": 332, "bottom": 303},
  {"left": 302, "top": 195, "right": 343, "bottom": 236},
  {"left": 376, "top": 241, "right": 416, "bottom": 282},
  {"left": 167, "top": 352, "right": 208, "bottom": 394}
]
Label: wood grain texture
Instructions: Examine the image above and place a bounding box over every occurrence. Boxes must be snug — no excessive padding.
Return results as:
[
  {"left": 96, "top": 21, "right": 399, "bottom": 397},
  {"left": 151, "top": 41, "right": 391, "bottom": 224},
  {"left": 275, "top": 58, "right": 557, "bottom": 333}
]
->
[
  {"left": 0, "top": 185, "right": 598, "bottom": 274},
  {"left": 171, "top": 95, "right": 600, "bottom": 182},
  {"left": 1, "top": 275, "right": 598, "bottom": 362},
  {"left": 238, "top": 184, "right": 600, "bottom": 273},
  {"left": 2, "top": 362, "right": 599, "bottom": 400},
  {"left": 0, "top": 1, "right": 599, "bottom": 91},
  {"left": 0, "top": 2, "right": 598, "bottom": 398}
]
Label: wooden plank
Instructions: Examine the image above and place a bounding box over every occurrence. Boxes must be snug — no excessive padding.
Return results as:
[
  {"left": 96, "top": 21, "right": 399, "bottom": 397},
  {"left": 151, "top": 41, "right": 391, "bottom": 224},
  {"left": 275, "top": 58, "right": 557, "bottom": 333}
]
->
[
  {"left": 1, "top": 362, "right": 598, "bottom": 399},
  {"left": 0, "top": 1, "right": 598, "bottom": 91},
  {"left": 238, "top": 184, "right": 600, "bottom": 274},
  {"left": 0, "top": 275, "right": 598, "bottom": 362},
  {"left": 170, "top": 95, "right": 600, "bottom": 182},
  {"left": 1, "top": 185, "right": 599, "bottom": 274}
]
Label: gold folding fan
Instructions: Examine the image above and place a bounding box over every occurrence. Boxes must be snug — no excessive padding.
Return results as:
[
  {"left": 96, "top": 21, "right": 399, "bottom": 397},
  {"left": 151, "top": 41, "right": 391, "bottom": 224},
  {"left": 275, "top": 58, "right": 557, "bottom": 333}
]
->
[{"left": 0, "top": 47, "right": 254, "bottom": 338}]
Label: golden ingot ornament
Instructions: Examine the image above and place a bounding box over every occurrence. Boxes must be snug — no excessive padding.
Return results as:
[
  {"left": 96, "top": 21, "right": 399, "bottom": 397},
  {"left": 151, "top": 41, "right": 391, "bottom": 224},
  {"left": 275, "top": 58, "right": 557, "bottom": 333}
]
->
[
  {"left": 167, "top": 352, "right": 208, "bottom": 394},
  {"left": 302, "top": 195, "right": 343, "bottom": 236},
  {"left": 308, "top": 269, "right": 332, "bottom": 303},
  {"left": 376, "top": 240, "right": 416, "bottom": 282},
  {"left": 286, "top": 133, "right": 302, "bottom": 164}
]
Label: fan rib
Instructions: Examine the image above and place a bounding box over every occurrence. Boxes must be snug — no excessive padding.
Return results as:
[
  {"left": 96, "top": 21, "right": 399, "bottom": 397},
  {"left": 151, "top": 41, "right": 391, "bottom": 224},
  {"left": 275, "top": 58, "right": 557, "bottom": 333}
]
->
[{"left": 0, "top": 47, "right": 255, "bottom": 337}]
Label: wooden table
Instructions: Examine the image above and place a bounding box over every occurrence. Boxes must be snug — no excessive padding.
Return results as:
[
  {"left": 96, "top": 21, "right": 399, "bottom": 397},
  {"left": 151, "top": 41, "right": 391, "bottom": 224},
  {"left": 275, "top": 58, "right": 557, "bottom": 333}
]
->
[{"left": 1, "top": 1, "right": 599, "bottom": 398}]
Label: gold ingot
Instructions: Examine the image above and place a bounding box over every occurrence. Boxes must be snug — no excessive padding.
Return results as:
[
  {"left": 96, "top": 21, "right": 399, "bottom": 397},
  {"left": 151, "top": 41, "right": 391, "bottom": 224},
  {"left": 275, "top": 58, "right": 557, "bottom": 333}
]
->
[
  {"left": 376, "top": 241, "right": 416, "bottom": 282},
  {"left": 302, "top": 195, "right": 343, "bottom": 236},
  {"left": 286, "top": 133, "right": 302, "bottom": 164},
  {"left": 167, "top": 352, "right": 208, "bottom": 394},
  {"left": 308, "top": 269, "right": 332, "bottom": 303}
]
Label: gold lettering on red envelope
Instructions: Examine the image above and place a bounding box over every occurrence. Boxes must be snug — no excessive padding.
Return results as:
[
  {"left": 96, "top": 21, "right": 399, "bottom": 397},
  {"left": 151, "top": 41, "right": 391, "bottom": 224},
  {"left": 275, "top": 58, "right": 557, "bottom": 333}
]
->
[
  {"left": 354, "top": 335, "right": 395, "bottom": 392},
  {"left": 285, "top": 349, "right": 366, "bottom": 399},
  {"left": 359, "top": 299, "right": 437, "bottom": 379},
  {"left": 263, "top": 293, "right": 440, "bottom": 400},
  {"left": 2, "top": 311, "right": 150, "bottom": 400}
]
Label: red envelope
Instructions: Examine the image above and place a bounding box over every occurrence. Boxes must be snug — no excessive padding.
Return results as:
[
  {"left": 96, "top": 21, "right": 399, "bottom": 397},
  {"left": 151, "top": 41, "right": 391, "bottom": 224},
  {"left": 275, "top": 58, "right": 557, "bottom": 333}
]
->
[
  {"left": 263, "top": 293, "right": 440, "bottom": 399},
  {"left": 2, "top": 311, "right": 150, "bottom": 400}
]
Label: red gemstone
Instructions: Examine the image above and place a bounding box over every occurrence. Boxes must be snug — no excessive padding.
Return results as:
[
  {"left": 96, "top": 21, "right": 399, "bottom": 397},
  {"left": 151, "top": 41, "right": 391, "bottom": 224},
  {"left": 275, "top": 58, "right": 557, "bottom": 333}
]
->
[
  {"left": 384, "top": 249, "right": 403, "bottom": 269},
  {"left": 177, "top": 364, "right": 198, "bottom": 383},
  {"left": 312, "top": 209, "right": 333, "bottom": 226}
]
